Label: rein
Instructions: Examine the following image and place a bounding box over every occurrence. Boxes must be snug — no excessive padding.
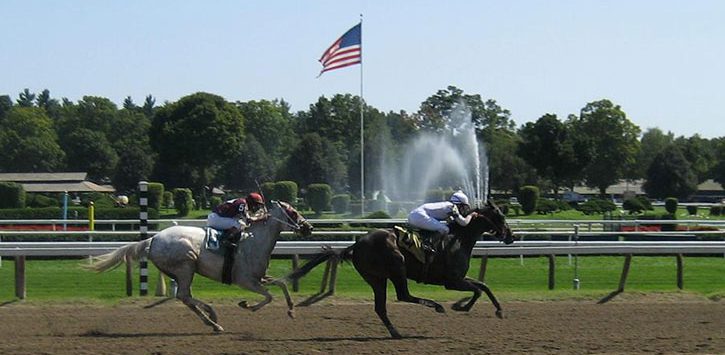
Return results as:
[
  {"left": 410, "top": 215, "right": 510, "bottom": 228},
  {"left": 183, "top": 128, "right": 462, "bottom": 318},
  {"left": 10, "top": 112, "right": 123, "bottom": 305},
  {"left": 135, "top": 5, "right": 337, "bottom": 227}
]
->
[{"left": 270, "top": 201, "right": 304, "bottom": 231}]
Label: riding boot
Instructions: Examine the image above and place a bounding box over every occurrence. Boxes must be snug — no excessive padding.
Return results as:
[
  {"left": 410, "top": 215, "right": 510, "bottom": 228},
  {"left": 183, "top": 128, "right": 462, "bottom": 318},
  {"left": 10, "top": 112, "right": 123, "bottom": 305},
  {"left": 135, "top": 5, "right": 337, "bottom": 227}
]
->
[
  {"left": 221, "top": 229, "right": 241, "bottom": 285},
  {"left": 419, "top": 231, "right": 445, "bottom": 284}
]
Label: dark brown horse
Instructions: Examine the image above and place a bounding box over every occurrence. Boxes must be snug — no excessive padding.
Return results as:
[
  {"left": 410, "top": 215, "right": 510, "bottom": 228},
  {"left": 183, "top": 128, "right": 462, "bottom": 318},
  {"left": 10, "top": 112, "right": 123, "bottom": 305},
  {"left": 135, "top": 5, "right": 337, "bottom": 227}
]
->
[{"left": 286, "top": 200, "right": 514, "bottom": 338}]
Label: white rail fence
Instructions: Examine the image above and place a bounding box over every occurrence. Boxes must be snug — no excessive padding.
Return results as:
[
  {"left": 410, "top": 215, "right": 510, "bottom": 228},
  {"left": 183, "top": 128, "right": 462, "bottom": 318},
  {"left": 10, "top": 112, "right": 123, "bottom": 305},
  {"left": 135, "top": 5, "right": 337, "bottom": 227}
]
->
[{"left": 0, "top": 218, "right": 723, "bottom": 302}]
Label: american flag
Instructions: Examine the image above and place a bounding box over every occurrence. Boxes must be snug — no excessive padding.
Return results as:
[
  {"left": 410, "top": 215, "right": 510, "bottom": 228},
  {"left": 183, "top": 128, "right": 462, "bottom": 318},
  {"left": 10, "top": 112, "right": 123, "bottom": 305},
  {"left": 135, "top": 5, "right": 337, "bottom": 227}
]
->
[{"left": 318, "top": 23, "right": 361, "bottom": 76}]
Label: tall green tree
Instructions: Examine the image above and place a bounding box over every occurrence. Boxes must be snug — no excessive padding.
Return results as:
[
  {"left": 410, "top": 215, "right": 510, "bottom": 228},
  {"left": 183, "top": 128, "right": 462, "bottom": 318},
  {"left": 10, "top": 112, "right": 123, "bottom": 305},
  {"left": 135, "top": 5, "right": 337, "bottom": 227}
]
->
[
  {"left": 63, "top": 128, "right": 118, "bottom": 180},
  {"left": 0, "top": 95, "right": 13, "bottom": 120},
  {"left": 712, "top": 138, "right": 725, "bottom": 188},
  {"left": 219, "top": 136, "right": 275, "bottom": 191},
  {"left": 0, "top": 107, "right": 65, "bottom": 172},
  {"left": 674, "top": 134, "right": 716, "bottom": 183},
  {"left": 281, "top": 133, "right": 346, "bottom": 190},
  {"left": 237, "top": 99, "right": 296, "bottom": 169},
  {"left": 517, "top": 114, "right": 590, "bottom": 195},
  {"left": 643, "top": 145, "right": 697, "bottom": 199},
  {"left": 634, "top": 128, "right": 675, "bottom": 179},
  {"left": 572, "top": 99, "right": 641, "bottom": 196},
  {"left": 16, "top": 89, "right": 35, "bottom": 107},
  {"left": 150, "top": 92, "right": 245, "bottom": 192}
]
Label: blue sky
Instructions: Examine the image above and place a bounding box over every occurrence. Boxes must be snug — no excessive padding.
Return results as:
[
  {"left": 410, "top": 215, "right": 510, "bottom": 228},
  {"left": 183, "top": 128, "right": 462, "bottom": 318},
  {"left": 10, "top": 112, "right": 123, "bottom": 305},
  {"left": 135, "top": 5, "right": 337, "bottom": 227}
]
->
[{"left": 1, "top": 1, "right": 723, "bottom": 138}]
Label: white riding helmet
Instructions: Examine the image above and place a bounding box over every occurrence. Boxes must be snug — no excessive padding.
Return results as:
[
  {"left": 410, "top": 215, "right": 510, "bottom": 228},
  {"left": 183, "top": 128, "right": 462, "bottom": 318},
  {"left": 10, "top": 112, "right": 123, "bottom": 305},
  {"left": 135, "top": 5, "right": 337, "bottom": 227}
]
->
[{"left": 449, "top": 191, "right": 469, "bottom": 205}]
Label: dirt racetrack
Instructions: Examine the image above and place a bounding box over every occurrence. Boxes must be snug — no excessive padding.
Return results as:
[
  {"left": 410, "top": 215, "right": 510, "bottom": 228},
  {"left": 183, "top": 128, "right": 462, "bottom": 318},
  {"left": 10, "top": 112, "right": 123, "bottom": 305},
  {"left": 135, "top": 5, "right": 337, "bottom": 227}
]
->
[{"left": 0, "top": 295, "right": 723, "bottom": 354}]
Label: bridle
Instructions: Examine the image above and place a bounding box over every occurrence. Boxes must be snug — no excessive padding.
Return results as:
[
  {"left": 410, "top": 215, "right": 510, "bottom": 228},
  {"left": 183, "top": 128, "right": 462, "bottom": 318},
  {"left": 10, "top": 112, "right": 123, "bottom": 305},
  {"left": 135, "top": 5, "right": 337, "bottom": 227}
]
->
[
  {"left": 269, "top": 201, "right": 308, "bottom": 233},
  {"left": 474, "top": 206, "right": 512, "bottom": 243}
]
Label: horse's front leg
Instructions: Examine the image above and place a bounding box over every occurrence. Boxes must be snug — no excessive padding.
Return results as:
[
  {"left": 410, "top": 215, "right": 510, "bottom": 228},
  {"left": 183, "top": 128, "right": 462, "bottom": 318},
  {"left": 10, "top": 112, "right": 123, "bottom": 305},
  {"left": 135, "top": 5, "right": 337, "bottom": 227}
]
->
[
  {"left": 465, "top": 277, "right": 504, "bottom": 318},
  {"left": 445, "top": 278, "right": 481, "bottom": 312},
  {"left": 238, "top": 280, "right": 274, "bottom": 312},
  {"left": 262, "top": 276, "right": 295, "bottom": 318}
]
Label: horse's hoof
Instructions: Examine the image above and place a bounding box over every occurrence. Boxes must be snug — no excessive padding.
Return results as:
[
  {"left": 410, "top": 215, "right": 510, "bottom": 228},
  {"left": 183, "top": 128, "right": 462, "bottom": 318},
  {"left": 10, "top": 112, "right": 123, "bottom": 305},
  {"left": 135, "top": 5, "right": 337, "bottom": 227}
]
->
[
  {"left": 213, "top": 325, "right": 224, "bottom": 333},
  {"left": 390, "top": 331, "right": 403, "bottom": 339},
  {"left": 238, "top": 300, "right": 248, "bottom": 309},
  {"left": 451, "top": 304, "right": 463, "bottom": 312},
  {"left": 495, "top": 310, "right": 504, "bottom": 319},
  {"left": 435, "top": 305, "right": 446, "bottom": 313},
  {"left": 287, "top": 310, "right": 295, "bottom": 319}
]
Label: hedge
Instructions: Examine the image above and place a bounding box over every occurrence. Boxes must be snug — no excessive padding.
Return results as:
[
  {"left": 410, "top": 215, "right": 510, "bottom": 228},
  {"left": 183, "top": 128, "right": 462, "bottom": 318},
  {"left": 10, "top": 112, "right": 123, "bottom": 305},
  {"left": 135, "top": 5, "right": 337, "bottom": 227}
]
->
[
  {"left": 307, "top": 183, "right": 332, "bottom": 214},
  {"left": 147, "top": 182, "right": 164, "bottom": 210},
  {"left": 331, "top": 194, "right": 351, "bottom": 214},
  {"left": 274, "top": 181, "right": 298, "bottom": 204},
  {"left": 519, "top": 186, "right": 539, "bottom": 215},
  {"left": 172, "top": 188, "right": 193, "bottom": 216},
  {"left": 0, "top": 207, "right": 158, "bottom": 220},
  {"left": 664, "top": 197, "right": 678, "bottom": 214},
  {"left": 0, "top": 182, "right": 25, "bottom": 209}
]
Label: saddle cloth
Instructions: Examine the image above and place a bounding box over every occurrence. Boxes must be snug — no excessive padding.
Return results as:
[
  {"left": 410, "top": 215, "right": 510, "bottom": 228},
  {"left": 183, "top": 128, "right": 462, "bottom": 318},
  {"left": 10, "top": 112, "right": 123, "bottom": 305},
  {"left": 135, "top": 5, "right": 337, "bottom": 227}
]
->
[
  {"left": 204, "top": 228, "right": 225, "bottom": 255},
  {"left": 393, "top": 226, "right": 426, "bottom": 263}
]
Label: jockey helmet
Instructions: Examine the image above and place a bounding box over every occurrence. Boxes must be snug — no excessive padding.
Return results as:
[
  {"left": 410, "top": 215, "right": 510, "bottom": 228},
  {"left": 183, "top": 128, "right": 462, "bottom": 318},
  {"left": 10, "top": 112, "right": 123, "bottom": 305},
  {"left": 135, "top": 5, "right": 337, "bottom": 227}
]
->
[
  {"left": 246, "top": 192, "right": 265, "bottom": 206},
  {"left": 450, "top": 190, "right": 469, "bottom": 205}
]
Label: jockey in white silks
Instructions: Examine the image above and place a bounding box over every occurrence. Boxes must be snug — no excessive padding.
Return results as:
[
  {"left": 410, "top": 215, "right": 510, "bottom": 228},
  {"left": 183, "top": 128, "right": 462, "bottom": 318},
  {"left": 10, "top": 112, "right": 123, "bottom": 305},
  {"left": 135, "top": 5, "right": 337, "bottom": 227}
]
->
[{"left": 407, "top": 190, "right": 477, "bottom": 253}]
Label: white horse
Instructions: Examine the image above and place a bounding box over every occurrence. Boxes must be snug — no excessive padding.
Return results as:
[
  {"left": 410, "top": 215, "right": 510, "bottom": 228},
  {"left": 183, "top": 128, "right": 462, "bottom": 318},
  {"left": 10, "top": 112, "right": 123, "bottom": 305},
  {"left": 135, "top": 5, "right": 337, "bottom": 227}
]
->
[{"left": 88, "top": 201, "right": 313, "bottom": 332}]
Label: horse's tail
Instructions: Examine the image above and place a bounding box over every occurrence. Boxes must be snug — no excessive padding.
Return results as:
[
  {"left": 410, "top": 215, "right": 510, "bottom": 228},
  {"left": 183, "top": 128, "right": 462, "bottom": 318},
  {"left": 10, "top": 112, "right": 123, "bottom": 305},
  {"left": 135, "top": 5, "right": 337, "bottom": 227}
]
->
[
  {"left": 285, "top": 245, "right": 353, "bottom": 282},
  {"left": 86, "top": 238, "right": 152, "bottom": 272}
]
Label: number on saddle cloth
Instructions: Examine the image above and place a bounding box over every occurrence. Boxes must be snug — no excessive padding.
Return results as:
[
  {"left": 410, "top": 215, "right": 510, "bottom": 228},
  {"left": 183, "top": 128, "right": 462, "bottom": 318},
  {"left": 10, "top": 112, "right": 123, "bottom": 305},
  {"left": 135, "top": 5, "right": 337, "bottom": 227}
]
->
[
  {"left": 393, "top": 226, "right": 426, "bottom": 263},
  {"left": 205, "top": 228, "right": 224, "bottom": 252}
]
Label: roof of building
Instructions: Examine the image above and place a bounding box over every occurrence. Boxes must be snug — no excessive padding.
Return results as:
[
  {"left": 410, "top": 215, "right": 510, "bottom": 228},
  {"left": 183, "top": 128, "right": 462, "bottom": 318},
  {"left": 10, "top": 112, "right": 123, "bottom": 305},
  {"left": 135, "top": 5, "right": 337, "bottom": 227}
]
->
[
  {"left": 0, "top": 172, "right": 88, "bottom": 182},
  {"left": 697, "top": 179, "right": 724, "bottom": 192},
  {"left": 571, "top": 179, "right": 645, "bottom": 195},
  {"left": 0, "top": 172, "right": 114, "bottom": 193}
]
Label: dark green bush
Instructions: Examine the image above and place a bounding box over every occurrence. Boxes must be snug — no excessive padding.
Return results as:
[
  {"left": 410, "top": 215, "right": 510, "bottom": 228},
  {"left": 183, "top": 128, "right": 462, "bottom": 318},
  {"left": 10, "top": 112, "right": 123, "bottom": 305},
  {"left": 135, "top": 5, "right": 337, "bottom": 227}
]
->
[
  {"left": 331, "top": 194, "right": 351, "bottom": 214},
  {"left": 535, "top": 198, "right": 557, "bottom": 214},
  {"left": 664, "top": 197, "right": 678, "bottom": 214},
  {"left": 162, "top": 191, "right": 174, "bottom": 208},
  {"left": 172, "top": 188, "right": 193, "bottom": 216},
  {"left": 686, "top": 205, "right": 698, "bottom": 215},
  {"left": 577, "top": 198, "right": 616, "bottom": 215},
  {"left": 147, "top": 182, "right": 164, "bottom": 210},
  {"left": 0, "top": 182, "right": 25, "bottom": 208},
  {"left": 0, "top": 206, "right": 157, "bottom": 220},
  {"left": 274, "top": 181, "right": 298, "bottom": 204},
  {"left": 26, "top": 193, "right": 59, "bottom": 208},
  {"left": 519, "top": 186, "right": 539, "bottom": 215},
  {"left": 710, "top": 205, "right": 722, "bottom": 216},
  {"left": 636, "top": 196, "right": 653, "bottom": 210},
  {"left": 307, "top": 183, "right": 332, "bottom": 214},
  {"left": 210, "top": 196, "right": 222, "bottom": 209},
  {"left": 623, "top": 197, "right": 645, "bottom": 214},
  {"left": 365, "top": 210, "right": 390, "bottom": 219}
]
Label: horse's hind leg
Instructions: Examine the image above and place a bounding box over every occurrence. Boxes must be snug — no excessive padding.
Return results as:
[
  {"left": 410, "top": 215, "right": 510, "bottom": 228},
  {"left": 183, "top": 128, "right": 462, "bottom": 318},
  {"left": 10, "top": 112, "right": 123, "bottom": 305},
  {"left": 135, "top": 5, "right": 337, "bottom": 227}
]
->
[
  {"left": 263, "top": 277, "right": 295, "bottom": 318},
  {"left": 360, "top": 273, "right": 402, "bottom": 339},
  {"left": 445, "top": 278, "right": 482, "bottom": 312},
  {"left": 176, "top": 274, "right": 224, "bottom": 332}
]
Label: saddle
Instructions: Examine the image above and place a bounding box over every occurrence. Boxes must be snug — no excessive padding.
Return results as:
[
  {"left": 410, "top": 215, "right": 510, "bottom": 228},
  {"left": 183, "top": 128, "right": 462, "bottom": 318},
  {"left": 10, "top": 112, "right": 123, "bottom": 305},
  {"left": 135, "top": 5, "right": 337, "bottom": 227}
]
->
[
  {"left": 392, "top": 226, "right": 427, "bottom": 264},
  {"left": 205, "top": 228, "right": 243, "bottom": 285}
]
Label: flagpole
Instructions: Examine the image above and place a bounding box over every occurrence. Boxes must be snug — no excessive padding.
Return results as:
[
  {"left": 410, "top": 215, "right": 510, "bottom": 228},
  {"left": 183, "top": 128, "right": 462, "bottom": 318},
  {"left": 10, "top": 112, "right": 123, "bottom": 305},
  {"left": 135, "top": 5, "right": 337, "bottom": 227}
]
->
[{"left": 359, "top": 14, "right": 365, "bottom": 216}]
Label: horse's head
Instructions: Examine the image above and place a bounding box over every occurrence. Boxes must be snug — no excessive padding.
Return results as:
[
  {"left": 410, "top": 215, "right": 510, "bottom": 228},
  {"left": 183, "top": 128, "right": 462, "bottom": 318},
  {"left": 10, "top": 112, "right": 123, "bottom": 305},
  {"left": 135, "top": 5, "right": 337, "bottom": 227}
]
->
[
  {"left": 471, "top": 200, "right": 514, "bottom": 244},
  {"left": 269, "top": 201, "right": 313, "bottom": 237}
]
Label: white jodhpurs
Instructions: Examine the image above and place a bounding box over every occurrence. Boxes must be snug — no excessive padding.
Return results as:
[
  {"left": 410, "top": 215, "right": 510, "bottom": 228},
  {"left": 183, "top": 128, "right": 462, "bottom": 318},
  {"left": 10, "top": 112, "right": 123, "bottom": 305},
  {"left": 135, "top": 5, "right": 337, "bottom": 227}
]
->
[
  {"left": 207, "top": 213, "right": 242, "bottom": 230},
  {"left": 407, "top": 211, "right": 449, "bottom": 234}
]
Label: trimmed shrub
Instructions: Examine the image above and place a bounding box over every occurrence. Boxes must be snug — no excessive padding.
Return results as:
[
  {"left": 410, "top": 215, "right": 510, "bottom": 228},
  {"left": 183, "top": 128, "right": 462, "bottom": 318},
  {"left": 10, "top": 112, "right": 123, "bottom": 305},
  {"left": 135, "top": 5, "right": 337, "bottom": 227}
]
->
[
  {"left": 535, "top": 198, "right": 558, "bottom": 214},
  {"left": 162, "top": 191, "right": 174, "bottom": 208},
  {"left": 387, "top": 201, "right": 402, "bottom": 217},
  {"left": 0, "top": 182, "right": 25, "bottom": 208},
  {"left": 623, "top": 197, "right": 645, "bottom": 214},
  {"left": 274, "top": 181, "right": 298, "bottom": 204},
  {"left": 424, "top": 188, "right": 448, "bottom": 203},
  {"left": 147, "top": 182, "right": 164, "bottom": 210},
  {"left": 307, "top": 183, "right": 332, "bottom": 214},
  {"left": 636, "top": 196, "right": 653, "bottom": 210},
  {"left": 710, "top": 205, "right": 723, "bottom": 216},
  {"left": 577, "top": 198, "right": 616, "bottom": 215},
  {"left": 26, "top": 193, "right": 59, "bottom": 208},
  {"left": 686, "top": 205, "right": 698, "bottom": 215},
  {"left": 331, "top": 194, "right": 351, "bottom": 214},
  {"left": 260, "top": 182, "right": 276, "bottom": 201},
  {"left": 210, "top": 196, "right": 222, "bottom": 209},
  {"left": 519, "top": 186, "right": 539, "bottom": 215},
  {"left": 172, "top": 188, "right": 193, "bottom": 216},
  {"left": 664, "top": 197, "right": 678, "bottom": 214},
  {"left": 366, "top": 210, "right": 390, "bottom": 219}
]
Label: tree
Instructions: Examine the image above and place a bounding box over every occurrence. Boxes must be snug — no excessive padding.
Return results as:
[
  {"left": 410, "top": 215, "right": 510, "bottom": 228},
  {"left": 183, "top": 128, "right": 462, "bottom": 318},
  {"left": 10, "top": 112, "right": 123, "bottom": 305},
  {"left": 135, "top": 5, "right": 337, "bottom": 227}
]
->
[
  {"left": 488, "top": 129, "right": 538, "bottom": 194},
  {"left": 142, "top": 95, "right": 156, "bottom": 118},
  {"left": 112, "top": 144, "right": 154, "bottom": 193},
  {"left": 62, "top": 128, "right": 118, "bottom": 180},
  {"left": 35, "top": 89, "right": 61, "bottom": 120},
  {"left": 634, "top": 128, "right": 674, "bottom": 179},
  {"left": 674, "top": 134, "right": 716, "bottom": 183},
  {"left": 236, "top": 100, "right": 296, "bottom": 170},
  {"left": 0, "top": 107, "right": 65, "bottom": 172},
  {"left": 643, "top": 145, "right": 697, "bottom": 199},
  {"left": 281, "top": 133, "right": 346, "bottom": 189},
  {"left": 517, "top": 114, "right": 590, "bottom": 195},
  {"left": 219, "top": 136, "right": 275, "bottom": 191},
  {"left": 713, "top": 138, "right": 725, "bottom": 188},
  {"left": 571, "top": 99, "right": 640, "bottom": 196},
  {"left": 16, "top": 89, "right": 36, "bottom": 107},
  {"left": 0, "top": 95, "right": 13, "bottom": 120},
  {"left": 150, "top": 92, "right": 245, "bottom": 193}
]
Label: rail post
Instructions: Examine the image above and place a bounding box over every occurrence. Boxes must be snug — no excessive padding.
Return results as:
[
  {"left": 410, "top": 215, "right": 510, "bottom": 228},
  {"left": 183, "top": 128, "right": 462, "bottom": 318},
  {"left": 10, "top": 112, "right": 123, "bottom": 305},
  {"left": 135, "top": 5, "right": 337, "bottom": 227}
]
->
[
  {"left": 676, "top": 254, "right": 684, "bottom": 289},
  {"left": 88, "top": 202, "right": 95, "bottom": 264},
  {"left": 292, "top": 255, "right": 300, "bottom": 292},
  {"left": 138, "top": 181, "right": 149, "bottom": 296},
  {"left": 14, "top": 256, "right": 25, "bottom": 299},
  {"left": 573, "top": 225, "right": 580, "bottom": 290},
  {"left": 548, "top": 254, "right": 556, "bottom": 290},
  {"left": 478, "top": 255, "right": 489, "bottom": 282}
]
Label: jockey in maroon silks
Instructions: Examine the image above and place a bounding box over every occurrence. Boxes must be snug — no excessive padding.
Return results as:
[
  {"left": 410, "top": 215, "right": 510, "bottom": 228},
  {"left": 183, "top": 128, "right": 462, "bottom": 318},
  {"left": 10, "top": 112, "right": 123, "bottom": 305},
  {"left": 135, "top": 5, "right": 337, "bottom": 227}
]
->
[{"left": 207, "top": 192, "right": 267, "bottom": 245}]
